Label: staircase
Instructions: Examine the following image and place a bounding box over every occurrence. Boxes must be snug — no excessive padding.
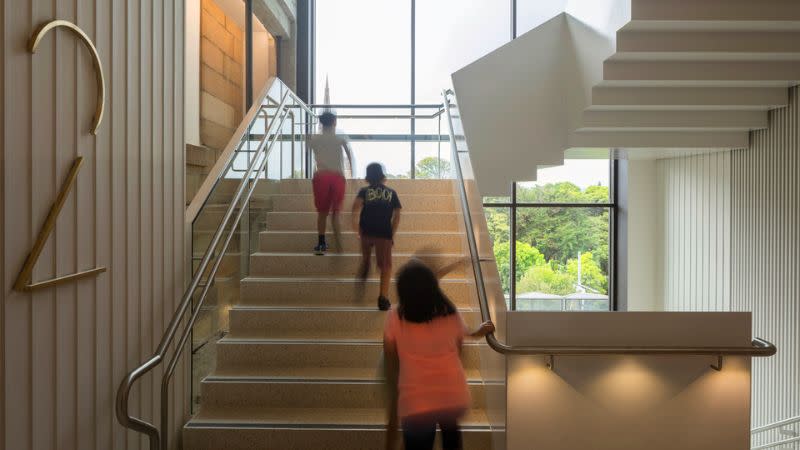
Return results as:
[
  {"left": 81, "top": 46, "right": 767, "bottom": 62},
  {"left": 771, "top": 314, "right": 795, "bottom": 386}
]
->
[
  {"left": 183, "top": 178, "right": 498, "bottom": 449},
  {"left": 452, "top": 0, "right": 800, "bottom": 193}
]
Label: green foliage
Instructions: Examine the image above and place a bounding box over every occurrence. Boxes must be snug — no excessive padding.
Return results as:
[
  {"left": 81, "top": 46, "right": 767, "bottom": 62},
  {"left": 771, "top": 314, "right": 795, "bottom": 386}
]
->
[
  {"left": 517, "top": 264, "right": 574, "bottom": 295},
  {"left": 494, "top": 241, "right": 546, "bottom": 292},
  {"left": 412, "top": 157, "right": 451, "bottom": 179},
  {"left": 485, "top": 181, "right": 611, "bottom": 296}
]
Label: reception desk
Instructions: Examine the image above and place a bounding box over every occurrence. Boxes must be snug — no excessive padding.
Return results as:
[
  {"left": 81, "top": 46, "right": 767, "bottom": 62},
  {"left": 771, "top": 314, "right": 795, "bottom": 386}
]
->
[{"left": 505, "top": 312, "right": 762, "bottom": 450}]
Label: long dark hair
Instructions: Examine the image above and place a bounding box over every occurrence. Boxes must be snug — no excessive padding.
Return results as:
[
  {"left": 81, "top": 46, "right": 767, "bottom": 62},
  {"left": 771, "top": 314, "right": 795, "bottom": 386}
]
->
[{"left": 396, "top": 260, "right": 457, "bottom": 323}]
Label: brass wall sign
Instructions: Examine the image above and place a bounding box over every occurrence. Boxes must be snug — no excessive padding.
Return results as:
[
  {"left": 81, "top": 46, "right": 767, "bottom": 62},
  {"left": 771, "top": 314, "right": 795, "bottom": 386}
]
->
[{"left": 14, "top": 20, "right": 107, "bottom": 291}]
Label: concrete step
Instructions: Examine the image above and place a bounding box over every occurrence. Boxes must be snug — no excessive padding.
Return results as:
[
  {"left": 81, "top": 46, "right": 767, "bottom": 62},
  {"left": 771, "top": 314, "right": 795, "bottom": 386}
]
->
[
  {"left": 193, "top": 205, "right": 270, "bottom": 230},
  {"left": 249, "top": 252, "right": 467, "bottom": 278},
  {"left": 228, "top": 307, "right": 481, "bottom": 340},
  {"left": 215, "top": 339, "right": 484, "bottom": 373},
  {"left": 590, "top": 86, "right": 788, "bottom": 110},
  {"left": 208, "top": 365, "right": 483, "bottom": 382},
  {"left": 183, "top": 422, "right": 494, "bottom": 450},
  {"left": 265, "top": 211, "right": 461, "bottom": 231},
  {"left": 259, "top": 231, "right": 464, "bottom": 253},
  {"left": 616, "top": 28, "right": 800, "bottom": 54},
  {"left": 192, "top": 231, "right": 245, "bottom": 254},
  {"left": 238, "top": 277, "right": 476, "bottom": 308},
  {"left": 581, "top": 109, "right": 767, "bottom": 131},
  {"left": 630, "top": 0, "right": 800, "bottom": 21},
  {"left": 603, "top": 58, "right": 800, "bottom": 85},
  {"left": 269, "top": 193, "right": 457, "bottom": 212},
  {"left": 277, "top": 178, "right": 455, "bottom": 195},
  {"left": 197, "top": 379, "right": 487, "bottom": 412},
  {"left": 192, "top": 253, "right": 240, "bottom": 279}
]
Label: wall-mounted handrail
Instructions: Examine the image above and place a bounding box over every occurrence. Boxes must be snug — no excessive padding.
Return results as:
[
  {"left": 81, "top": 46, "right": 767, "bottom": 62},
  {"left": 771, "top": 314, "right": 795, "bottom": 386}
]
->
[
  {"left": 441, "top": 89, "right": 777, "bottom": 366},
  {"left": 116, "top": 81, "right": 314, "bottom": 450},
  {"left": 752, "top": 415, "right": 800, "bottom": 434},
  {"left": 751, "top": 415, "right": 800, "bottom": 449}
]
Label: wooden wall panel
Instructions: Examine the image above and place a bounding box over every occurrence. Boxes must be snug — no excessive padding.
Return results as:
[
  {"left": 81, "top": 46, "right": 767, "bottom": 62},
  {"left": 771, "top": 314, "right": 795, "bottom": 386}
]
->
[
  {"left": 1, "top": 1, "right": 187, "bottom": 449},
  {"left": 657, "top": 152, "right": 732, "bottom": 312},
  {"left": 731, "top": 88, "right": 800, "bottom": 428}
]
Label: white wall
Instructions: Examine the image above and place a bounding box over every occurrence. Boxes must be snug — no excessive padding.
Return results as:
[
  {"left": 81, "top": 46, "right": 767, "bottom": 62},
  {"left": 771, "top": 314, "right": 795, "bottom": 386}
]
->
[
  {"left": 656, "top": 152, "right": 732, "bottom": 312},
  {"left": 730, "top": 89, "right": 800, "bottom": 428},
  {"left": 625, "top": 160, "right": 661, "bottom": 311},
  {"left": 506, "top": 312, "right": 753, "bottom": 450},
  {"left": 452, "top": 4, "right": 627, "bottom": 194},
  {"left": 2, "top": 1, "right": 188, "bottom": 449},
  {"left": 642, "top": 88, "right": 800, "bottom": 428}
]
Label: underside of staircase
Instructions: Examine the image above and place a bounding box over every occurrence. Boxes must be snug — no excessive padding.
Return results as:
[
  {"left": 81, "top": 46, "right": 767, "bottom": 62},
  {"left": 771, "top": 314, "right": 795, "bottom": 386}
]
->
[
  {"left": 452, "top": 0, "right": 800, "bottom": 194},
  {"left": 183, "top": 179, "right": 499, "bottom": 450}
]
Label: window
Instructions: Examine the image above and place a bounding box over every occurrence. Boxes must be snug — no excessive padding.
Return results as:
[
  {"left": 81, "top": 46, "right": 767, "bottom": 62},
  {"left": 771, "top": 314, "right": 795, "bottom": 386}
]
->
[{"left": 484, "top": 159, "right": 615, "bottom": 311}]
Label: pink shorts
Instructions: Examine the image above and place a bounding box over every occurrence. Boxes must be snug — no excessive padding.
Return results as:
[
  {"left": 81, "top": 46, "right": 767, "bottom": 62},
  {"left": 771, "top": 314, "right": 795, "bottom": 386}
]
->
[
  {"left": 361, "top": 236, "right": 393, "bottom": 271},
  {"left": 312, "top": 171, "right": 346, "bottom": 213}
]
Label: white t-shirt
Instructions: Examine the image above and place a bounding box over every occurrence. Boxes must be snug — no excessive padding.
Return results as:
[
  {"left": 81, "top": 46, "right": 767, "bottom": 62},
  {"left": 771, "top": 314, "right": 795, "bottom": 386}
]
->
[{"left": 308, "top": 131, "right": 349, "bottom": 174}]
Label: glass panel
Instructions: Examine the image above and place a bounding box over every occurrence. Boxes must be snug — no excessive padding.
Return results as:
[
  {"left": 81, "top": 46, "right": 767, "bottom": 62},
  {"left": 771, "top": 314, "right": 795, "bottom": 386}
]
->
[
  {"left": 516, "top": 0, "right": 566, "bottom": 36},
  {"left": 190, "top": 79, "right": 311, "bottom": 411},
  {"left": 315, "top": 0, "right": 411, "bottom": 104},
  {"left": 483, "top": 206, "right": 511, "bottom": 307},
  {"left": 517, "top": 159, "right": 611, "bottom": 203},
  {"left": 334, "top": 107, "right": 411, "bottom": 135},
  {"left": 514, "top": 206, "right": 610, "bottom": 311},
  {"left": 415, "top": 0, "right": 510, "bottom": 104},
  {"left": 348, "top": 142, "right": 412, "bottom": 179},
  {"left": 414, "top": 141, "right": 451, "bottom": 179}
]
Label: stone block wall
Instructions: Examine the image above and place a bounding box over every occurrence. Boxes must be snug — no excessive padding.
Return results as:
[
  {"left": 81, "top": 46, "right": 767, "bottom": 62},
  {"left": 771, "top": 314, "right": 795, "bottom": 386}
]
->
[{"left": 200, "top": 0, "right": 244, "bottom": 150}]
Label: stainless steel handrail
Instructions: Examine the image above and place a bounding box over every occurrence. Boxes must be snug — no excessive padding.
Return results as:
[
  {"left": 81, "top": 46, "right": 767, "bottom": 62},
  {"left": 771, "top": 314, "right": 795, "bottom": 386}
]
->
[
  {"left": 753, "top": 415, "right": 800, "bottom": 434},
  {"left": 441, "top": 89, "right": 777, "bottom": 364},
  {"left": 751, "top": 415, "right": 800, "bottom": 450},
  {"left": 116, "top": 84, "right": 313, "bottom": 450}
]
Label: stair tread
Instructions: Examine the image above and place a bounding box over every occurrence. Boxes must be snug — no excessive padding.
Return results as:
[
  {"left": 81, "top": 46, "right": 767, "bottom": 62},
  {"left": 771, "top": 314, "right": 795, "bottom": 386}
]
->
[
  {"left": 229, "top": 305, "right": 479, "bottom": 312},
  {"left": 207, "top": 367, "right": 483, "bottom": 381},
  {"left": 241, "top": 276, "right": 472, "bottom": 283},
  {"left": 189, "top": 408, "right": 490, "bottom": 428}
]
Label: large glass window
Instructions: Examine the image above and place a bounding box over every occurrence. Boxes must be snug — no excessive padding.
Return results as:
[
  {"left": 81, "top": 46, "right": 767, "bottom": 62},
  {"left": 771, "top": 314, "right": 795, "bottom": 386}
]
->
[
  {"left": 484, "top": 159, "right": 615, "bottom": 311},
  {"left": 414, "top": 1, "right": 510, "bottom": 104},
  {"left": 314, "top": 0, "right": 411, "bottom": 104}
]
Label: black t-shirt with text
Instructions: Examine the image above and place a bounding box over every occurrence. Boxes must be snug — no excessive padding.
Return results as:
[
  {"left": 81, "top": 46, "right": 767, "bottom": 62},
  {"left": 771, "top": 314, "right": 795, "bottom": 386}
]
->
[{"left": 357, "top": 184, "right": 402, "bottom": 239}]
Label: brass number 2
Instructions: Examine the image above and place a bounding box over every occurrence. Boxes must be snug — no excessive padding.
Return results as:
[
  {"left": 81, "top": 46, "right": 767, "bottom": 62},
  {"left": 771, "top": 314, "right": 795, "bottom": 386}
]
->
[{"left": 13, "top": 20, "right": 107, "bottom": 292}]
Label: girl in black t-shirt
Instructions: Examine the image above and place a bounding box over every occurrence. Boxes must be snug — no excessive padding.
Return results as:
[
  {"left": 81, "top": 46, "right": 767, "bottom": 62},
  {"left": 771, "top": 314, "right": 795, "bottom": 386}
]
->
[{"left": 351, "top": 163, "right": 402, "bottom": 311}]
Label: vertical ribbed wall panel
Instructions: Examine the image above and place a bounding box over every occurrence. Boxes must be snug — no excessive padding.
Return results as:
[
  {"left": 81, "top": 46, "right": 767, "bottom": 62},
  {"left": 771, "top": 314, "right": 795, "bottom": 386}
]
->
[
  {"left": 731, "top": 88, "right": 800, "bottom": 428},
  {"left": 1, "top": 1, "right": 187, "bottom": 450},
  {"left": 657, "top": 152, "right": 732, "bottom": 312}
]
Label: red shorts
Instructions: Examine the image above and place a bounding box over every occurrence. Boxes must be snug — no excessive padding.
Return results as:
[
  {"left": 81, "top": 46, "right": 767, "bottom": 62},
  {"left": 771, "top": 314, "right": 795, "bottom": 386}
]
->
[
  {"left": 361, "top": 236, "right": 393, "bottom": 271},
  {"left": 312, "top": 171, "right": 346, "bottom": 213}
]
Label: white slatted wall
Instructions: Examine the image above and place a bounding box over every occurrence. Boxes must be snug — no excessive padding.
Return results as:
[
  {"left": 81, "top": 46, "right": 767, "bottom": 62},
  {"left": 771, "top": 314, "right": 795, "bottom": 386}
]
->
[
  {"left": 1, "top": 1, "right": 187, "bottom": 449},
  {"left": 657, "top": 152, "right": 732, "bottom": 312},
  {"left": 731, "top": 88, "right": 800, "bottom": 428}
]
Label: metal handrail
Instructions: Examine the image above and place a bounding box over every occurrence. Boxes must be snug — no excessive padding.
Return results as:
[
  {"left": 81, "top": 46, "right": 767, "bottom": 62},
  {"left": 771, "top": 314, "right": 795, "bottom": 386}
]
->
[
  {"left": 441, "top": 89, "right": 778, "bottom": 364},
  {"left": 753, "top": 415, "right": 800, "bottom": 434},
  {"left": 116, "top": 84, "right": 313, "bottom": 450},
  {"left": 751, "top": 415, "right": 800, "bottom": 449}
]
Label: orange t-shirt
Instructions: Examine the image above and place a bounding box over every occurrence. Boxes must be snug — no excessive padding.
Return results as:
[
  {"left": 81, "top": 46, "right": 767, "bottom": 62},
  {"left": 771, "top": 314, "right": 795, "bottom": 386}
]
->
[{"left": 383, "top": 308, "right": 471, "bottom": 419}]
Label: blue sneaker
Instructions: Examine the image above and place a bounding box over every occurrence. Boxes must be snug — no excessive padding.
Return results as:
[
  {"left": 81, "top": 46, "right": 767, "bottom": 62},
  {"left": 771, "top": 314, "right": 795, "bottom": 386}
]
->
[{"left": 314, "top": 243, "right": 328, "bottom": 255}]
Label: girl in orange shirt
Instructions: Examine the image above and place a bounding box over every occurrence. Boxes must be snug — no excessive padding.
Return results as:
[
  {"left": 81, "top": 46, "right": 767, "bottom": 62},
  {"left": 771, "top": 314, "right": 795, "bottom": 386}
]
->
[{"left": 383, "top": 260, "right": 494, "bottom": 450}]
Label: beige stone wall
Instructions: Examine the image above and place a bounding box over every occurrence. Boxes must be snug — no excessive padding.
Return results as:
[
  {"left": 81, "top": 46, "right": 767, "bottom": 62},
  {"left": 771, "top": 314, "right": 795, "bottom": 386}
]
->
[{"left": 201, "top": 0, "right": 244, "bottom": 150}]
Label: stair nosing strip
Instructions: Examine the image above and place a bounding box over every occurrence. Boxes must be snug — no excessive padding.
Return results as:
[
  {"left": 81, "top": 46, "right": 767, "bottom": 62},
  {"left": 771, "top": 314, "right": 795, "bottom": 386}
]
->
[{"left": 185, "top": 422, "right": 494, "bottom": 431}]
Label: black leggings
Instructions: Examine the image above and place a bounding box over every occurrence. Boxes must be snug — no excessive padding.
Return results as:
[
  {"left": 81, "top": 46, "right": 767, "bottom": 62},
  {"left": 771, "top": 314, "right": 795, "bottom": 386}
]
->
[{"left": 401, "top": 409, "right": 463, "bottom": 450}]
